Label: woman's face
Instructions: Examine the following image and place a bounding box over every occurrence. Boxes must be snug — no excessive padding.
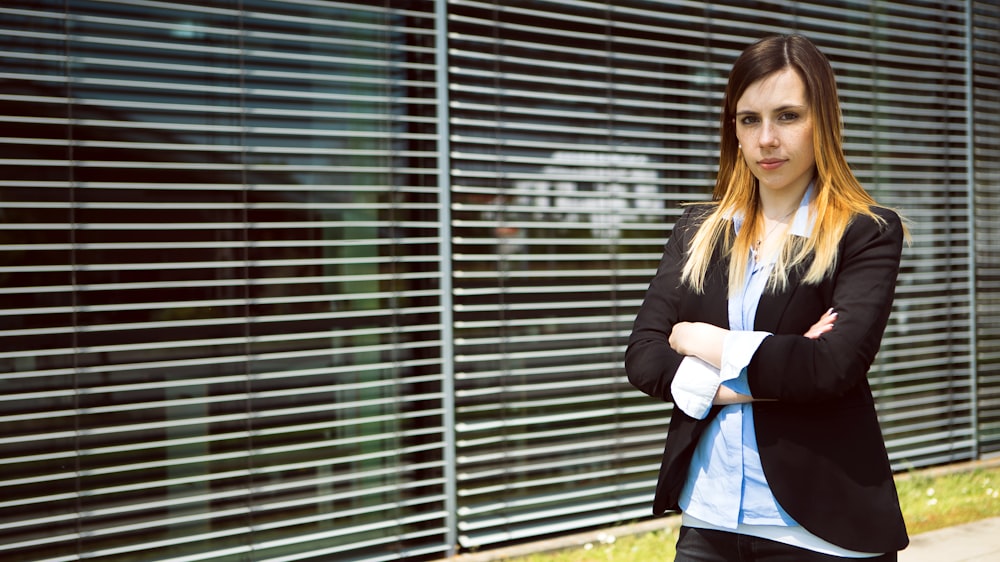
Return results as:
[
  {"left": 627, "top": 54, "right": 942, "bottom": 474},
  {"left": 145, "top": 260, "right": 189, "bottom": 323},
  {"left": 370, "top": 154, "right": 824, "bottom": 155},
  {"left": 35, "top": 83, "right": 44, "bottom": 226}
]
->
[{"left": 734, "top": 68, "right": 816, "bottom": 198}]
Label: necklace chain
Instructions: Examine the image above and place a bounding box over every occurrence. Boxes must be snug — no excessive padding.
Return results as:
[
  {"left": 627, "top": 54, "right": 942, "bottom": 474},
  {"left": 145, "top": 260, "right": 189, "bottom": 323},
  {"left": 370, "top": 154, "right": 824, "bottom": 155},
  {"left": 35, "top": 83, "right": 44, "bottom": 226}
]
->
[{"left": 752, "top": 207, "right": 797, "bottom": 262}]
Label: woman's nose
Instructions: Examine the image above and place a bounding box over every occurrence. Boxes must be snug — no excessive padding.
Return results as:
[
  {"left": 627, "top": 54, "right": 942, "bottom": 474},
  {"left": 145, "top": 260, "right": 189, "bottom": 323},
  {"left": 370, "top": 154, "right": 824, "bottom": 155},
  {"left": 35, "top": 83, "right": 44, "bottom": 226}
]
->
[{"left": 759, "top": 122, "right": 779, "bottom": 147}]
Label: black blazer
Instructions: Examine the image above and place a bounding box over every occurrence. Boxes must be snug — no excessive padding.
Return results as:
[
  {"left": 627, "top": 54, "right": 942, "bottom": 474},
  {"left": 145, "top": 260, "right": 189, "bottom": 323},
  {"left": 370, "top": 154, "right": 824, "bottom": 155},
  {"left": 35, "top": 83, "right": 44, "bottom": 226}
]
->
[{"left": 625, "top": 204, "right": 909, "bottom": 554}]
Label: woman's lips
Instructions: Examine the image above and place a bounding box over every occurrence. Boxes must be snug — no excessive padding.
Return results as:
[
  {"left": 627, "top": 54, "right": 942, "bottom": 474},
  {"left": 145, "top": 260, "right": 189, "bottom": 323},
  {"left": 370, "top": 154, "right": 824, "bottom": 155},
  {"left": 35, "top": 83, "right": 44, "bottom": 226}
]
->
[{"left": 758, "top": 159, "right": 786, "bottom": 171}]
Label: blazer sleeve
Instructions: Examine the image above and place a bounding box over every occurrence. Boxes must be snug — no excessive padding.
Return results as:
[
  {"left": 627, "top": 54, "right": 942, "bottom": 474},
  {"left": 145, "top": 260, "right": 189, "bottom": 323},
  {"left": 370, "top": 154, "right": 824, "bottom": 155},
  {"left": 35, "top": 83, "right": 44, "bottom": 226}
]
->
[
  {"left": 747, "top": 206, "right": 904, "bottom": 402},
  {"left": 625, "top": 205, "right": 706, "bottom": 402}
]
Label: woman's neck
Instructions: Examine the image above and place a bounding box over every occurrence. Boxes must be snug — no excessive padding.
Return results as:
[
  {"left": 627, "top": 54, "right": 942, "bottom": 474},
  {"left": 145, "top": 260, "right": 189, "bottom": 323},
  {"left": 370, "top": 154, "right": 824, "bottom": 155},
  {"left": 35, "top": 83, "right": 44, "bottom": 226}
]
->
[{"left": 757, "top": 179, "right": 811, "bottom": 220}]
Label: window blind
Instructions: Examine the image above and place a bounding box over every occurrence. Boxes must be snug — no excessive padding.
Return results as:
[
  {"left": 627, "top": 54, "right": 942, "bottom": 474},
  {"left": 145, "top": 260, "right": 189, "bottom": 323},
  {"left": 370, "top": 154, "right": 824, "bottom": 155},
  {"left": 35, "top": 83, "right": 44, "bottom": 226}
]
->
[
  {"left": 972, "top": 0, "right": 1000, "bottom": 457},
  {"left": 0, "top": 1, "right": 447, "bottom": 561},
  {"left": 448, "top": 0, "right": 717, "bottom": 548}
]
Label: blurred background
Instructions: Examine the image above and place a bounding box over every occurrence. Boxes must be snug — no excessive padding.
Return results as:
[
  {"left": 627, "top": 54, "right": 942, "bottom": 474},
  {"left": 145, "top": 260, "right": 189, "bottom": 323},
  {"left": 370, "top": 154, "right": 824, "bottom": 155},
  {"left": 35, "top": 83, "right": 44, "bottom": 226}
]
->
[{"left": 1, "top": 1, "right": 998, "bottom": 560}]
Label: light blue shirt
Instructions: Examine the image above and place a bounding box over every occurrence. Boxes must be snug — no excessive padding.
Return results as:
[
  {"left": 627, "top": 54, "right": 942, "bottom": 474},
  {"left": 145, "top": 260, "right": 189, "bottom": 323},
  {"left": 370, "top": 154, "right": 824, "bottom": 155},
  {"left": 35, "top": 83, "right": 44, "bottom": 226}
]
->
[
  {"left": 677, "top": 225, "right": 797, "bottom": 528},
  {"left": 680, "top": 185, "right": 813, "bottom": 531}
]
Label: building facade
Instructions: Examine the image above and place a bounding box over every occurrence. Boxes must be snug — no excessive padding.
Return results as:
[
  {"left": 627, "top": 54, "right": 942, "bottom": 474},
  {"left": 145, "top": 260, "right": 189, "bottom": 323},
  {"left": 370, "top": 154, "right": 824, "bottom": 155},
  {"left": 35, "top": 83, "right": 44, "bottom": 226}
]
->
[{"left": 1, "top": 1, "right": 999, "bottom": 560}]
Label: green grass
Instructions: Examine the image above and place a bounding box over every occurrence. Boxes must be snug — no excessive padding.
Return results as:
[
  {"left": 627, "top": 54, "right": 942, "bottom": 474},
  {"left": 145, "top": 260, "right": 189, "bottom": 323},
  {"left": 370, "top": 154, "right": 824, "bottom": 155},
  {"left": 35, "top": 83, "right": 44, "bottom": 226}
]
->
[
  {"left": 896, "top": 465, "right": 1000, "bottom": 535},
  {"left": 503, "top": 526, "right": 681, "bottom": 562},
  {"left": 503, "top": 465, "right": 1000, "bottom": 562}
]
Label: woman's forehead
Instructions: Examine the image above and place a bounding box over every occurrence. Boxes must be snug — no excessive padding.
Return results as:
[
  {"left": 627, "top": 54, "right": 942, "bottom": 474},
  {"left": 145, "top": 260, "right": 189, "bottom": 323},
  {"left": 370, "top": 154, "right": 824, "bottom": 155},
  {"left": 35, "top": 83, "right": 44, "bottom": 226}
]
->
[{"left": 736, "top": 68, "right": 807, "bottom": 112}]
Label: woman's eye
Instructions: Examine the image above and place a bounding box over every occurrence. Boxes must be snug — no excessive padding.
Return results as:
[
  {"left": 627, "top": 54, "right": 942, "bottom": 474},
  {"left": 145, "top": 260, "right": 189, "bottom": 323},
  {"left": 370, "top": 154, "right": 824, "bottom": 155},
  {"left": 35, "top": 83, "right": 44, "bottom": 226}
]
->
[
  {"left": 739, "top": 116, "right": 759, "bottom": 125},
  {"left": 779, "top": 112, "right": 799, "bottom": 121}
]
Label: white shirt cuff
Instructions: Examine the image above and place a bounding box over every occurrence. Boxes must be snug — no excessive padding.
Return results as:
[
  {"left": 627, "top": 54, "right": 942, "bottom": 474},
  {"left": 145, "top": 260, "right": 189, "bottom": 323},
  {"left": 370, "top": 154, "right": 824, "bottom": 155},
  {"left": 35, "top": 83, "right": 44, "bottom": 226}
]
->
[
  {"left": 721, "top": 331, "right": 770, "bottom": 382},
  {"left": 670, "top": 356, "right": 721, "bottom": 420}
]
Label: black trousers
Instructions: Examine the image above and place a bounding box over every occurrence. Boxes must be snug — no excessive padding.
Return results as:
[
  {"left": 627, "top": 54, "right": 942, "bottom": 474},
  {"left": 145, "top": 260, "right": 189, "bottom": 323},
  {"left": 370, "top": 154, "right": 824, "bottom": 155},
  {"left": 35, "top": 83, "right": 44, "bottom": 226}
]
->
[{"left": 674, "top": 526, "right": 898, "bottom": 562}]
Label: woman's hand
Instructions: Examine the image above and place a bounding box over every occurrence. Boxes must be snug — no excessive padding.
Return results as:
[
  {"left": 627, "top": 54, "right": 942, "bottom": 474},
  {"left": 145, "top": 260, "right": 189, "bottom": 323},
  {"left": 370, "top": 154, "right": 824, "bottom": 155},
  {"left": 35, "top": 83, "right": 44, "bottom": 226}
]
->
[
  {"left": 669, "top": 321, "right": 726, "bottom": 369},
  {"left": 803, "top": 308, "right": 837, "bottom": 339},
  {"left": 667, "top": 321, "right": 697, "bottom": 357}
]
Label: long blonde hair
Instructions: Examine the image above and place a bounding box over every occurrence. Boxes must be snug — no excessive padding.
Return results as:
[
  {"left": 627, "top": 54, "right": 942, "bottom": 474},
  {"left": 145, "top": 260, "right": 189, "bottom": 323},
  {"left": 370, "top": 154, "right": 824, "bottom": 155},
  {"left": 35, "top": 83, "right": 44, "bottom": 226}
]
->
[{"left": 681, "top": 34, "right": 887, "bottom": 295}]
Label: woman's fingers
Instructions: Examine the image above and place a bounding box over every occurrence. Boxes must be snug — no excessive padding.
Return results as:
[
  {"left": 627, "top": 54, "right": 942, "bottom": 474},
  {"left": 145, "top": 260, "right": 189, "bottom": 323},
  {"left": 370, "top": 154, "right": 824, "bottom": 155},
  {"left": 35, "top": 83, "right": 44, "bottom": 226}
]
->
[{"left": 804, "top": 308, "right": 837, "bottom": 339}]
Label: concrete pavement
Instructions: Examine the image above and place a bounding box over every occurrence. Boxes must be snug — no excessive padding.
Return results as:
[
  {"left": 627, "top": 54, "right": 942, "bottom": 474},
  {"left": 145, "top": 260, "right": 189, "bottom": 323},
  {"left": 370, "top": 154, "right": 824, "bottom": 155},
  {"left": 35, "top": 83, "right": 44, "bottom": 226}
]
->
[{"left": 899, "top": 516, "right": 1000, "bottom": 562}]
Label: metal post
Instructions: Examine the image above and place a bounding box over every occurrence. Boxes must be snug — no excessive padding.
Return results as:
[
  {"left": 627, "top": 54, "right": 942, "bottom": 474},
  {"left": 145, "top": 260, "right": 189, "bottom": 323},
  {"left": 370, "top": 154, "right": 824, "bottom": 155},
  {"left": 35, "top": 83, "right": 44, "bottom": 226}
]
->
[
  {"left": 435, "top": 0, "right": 458, "bottom": 555},
  {"left": 965, "top": 0, "right": 979, "bottom": 460}
]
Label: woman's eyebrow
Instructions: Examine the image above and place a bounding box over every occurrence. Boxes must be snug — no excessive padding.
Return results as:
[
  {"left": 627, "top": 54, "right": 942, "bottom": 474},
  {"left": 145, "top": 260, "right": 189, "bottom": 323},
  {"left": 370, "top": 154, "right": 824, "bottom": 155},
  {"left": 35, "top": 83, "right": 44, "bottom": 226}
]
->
[{"left": 735, "top": 104, "right": 807, "bottom": 116}]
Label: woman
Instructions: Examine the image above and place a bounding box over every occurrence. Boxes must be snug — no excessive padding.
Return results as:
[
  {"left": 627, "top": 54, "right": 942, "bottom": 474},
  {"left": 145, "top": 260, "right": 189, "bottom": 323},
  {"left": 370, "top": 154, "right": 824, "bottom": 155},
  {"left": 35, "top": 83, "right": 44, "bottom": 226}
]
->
[{"left": 625, "top": 35, "right": 909, "bottom": 560}]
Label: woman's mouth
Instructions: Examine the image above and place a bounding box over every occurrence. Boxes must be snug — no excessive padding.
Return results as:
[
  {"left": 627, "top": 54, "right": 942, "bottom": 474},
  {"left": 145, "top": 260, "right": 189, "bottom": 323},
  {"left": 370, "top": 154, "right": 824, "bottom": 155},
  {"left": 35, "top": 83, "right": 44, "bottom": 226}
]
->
[{"left": 758, "top": 159, "right": 785, "bottom": 171}]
